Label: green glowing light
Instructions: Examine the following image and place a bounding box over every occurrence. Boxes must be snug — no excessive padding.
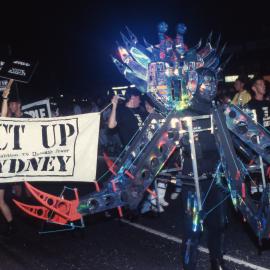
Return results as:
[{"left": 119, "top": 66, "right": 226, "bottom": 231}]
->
[{"left": 175, "top": 94, "right": 190, "bottom": 110}]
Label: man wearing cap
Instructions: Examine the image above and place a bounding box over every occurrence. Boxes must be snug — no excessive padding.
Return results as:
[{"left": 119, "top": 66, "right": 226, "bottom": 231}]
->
[{"left": 108, "top": 89, "right": 148, "bottom": 146}]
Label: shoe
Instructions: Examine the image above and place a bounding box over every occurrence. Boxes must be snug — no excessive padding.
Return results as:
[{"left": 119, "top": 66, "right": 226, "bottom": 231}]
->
[
  {"left": 210, "top": 258, "right": 228, "bottom": 270},
  {"left": 104, "top": 211, "right": 112, "bottom": 218},
  {"left": 170, "top": 192, "right": 179, "bottom": 200},
  {"left": 140, "top": 201, "right": 164, "bottom": 214},
  {"left": 151, "top": 205, "right": 164, "bottom": 213},
  {"left": 159, "top": 198, "right": 169, "bottom": 207},
  {"left": 170, "top": 187, "right": 181, "bottom": 200},
  {"left": 140, "top": 200, "right": 151, "bottom": 214}
]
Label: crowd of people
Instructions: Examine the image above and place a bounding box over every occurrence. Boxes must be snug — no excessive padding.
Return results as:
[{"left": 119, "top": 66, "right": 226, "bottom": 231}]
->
[
  {"left": 217, "top": 75, "right": 270, "bottom": 130},
  {"left": 0, "top": 86, "right": 156, "bottom": 237},
  {"left": 23, "top": 74, "right": 269, "bottom": 159}
]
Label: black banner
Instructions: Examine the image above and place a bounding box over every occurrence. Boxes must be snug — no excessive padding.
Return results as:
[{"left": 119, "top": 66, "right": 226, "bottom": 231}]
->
[
  {"left": 0, "top": 58, "right": 37, "bottom": 83},
  {"left": 22, "top": 99, "right": 52, "bottom": 118}
]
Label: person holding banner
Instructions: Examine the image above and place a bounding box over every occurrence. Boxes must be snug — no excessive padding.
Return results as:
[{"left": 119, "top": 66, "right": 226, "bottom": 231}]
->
[
  {"left": 8, "top": 96, "right": 31, "bottom": 119},
  {"left": 0, "top": 84, "right": 15, "bottom": 236},
  {"left": 7, "top": 95, "right": 32, "bottom": 198}
]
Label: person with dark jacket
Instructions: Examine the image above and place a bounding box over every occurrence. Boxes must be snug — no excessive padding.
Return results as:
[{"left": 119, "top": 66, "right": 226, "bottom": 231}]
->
[
  {"left": 108, "top": 88, "right": 148, "bottom": 146},
  {"left": 247, "top": 76, "right": 270, "bottom": 131}
]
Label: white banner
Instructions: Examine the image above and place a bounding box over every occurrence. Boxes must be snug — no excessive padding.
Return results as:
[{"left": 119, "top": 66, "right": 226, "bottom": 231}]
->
[
  {"left": 0, "top": 113, "right": 100, "bottom": 183},
  {"left": 22, "top": 99, "right": 52, "bottom": 118}
]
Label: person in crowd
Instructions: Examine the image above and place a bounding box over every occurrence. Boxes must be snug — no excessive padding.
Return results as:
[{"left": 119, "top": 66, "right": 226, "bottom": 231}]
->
[
  {"left": 231, "top": 75, "right": 251, "bottom": 106},
  {"left": 108, "top": 89, "right": 169, "bottom": 213},
  {"left": 108, "top": 88, "right": 148, "bottom": 146},
  {"left": 90, "top": 100, "right": 99, "bottom": 113},
  {"left": 7, "top": 96, "right": 32, "bottom": 198},
  {"left": 216, "top": 82, "right": 234, "bottom": 104},
  {"left": 247, "top": 76, "right": 270, "bottom": 131},
  {"left": 50, "top": 103, "right": 60, "bottom": 117},
  {"left": 0, "top": 86, "right": 15, "bottom": 236},
  {"left": 143, "top": 95, "right": 155, "bottom": 114},
  {"left": 96, "top": 97, "right": 105, "bottom": 110},
  {"left": 73, "top": 101, "right": 82, "bottom": 114},
  {"left": 264, "top": 79, "right": 270, "bottom": 101},
  {"left": 101, "top": 105, "right": 122, "bottom": 156},
  {"left": 8, "top": 96, "right": 30, "bottom": 118}
]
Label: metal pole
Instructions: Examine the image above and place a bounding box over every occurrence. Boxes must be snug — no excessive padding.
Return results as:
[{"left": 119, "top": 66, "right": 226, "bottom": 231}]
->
[
  {"left": 186, "top": 117, "right": 202, "bottom": 211},
  {"left": 252, "top": 110, "right": 266, "bottom": 189}
]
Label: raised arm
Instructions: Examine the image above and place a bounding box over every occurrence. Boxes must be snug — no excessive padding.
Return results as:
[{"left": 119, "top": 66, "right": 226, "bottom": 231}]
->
[
  {"left": 1, "top": 79, "right": 13, "bottom": 117},
  {"left": 108, "top": 95, "right": 120, "bottom": 129}
]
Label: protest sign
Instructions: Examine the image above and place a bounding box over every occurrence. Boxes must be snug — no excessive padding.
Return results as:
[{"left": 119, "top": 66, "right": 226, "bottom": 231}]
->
[
  {"left": 22, "top": 99, "right": 52, "bottom": 118},
  {"left": 0, "top": 58, "right": 37, "bottom": 83}
]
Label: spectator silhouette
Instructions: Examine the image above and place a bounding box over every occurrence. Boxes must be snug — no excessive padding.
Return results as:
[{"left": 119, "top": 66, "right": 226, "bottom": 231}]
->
[{"left": 232, "top": 75, "right": 251, "bottom": 106}]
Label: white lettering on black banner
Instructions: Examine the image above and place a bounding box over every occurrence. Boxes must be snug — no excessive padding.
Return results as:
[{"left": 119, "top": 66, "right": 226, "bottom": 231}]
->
[{"left": 22, "top": 99, "right": 52, "bottom": 118}]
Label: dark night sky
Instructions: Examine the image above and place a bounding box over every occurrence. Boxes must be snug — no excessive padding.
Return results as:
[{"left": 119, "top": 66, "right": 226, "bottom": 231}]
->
[{"left": 0, "top": 0, "right": 269, "bottom": 102}]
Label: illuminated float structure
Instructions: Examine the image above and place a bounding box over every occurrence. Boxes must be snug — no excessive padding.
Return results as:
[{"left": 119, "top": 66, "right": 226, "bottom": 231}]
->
[{"left": 14, "top": 22, "right": 270, "bottom": 242}]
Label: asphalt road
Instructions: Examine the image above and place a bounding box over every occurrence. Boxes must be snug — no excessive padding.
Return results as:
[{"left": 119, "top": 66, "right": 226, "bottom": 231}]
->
[{"left": 1, "top": 182, "right": 270, "bottom": 270}]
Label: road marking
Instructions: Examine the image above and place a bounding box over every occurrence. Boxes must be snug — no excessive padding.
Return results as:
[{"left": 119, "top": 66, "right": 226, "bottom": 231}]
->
[{"left": 121, "top": 219, "right": 269, "bottom": 270}]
